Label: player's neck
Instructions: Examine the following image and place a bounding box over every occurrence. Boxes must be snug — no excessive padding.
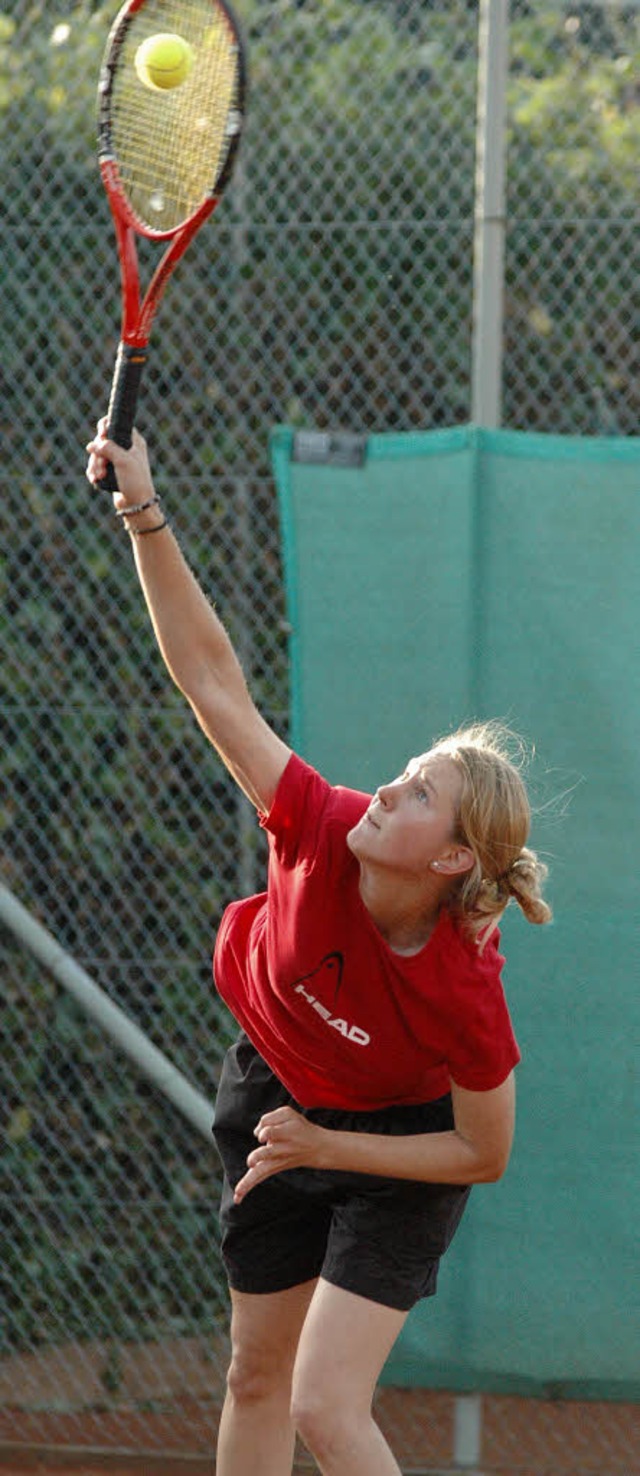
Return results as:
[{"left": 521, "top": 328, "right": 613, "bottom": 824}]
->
[{"left": 357, "top": 867, "right": 443, "bottom": 956}]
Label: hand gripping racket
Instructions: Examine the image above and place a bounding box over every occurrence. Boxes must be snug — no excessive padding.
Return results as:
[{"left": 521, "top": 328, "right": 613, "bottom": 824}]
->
[{"left": 97, "top": 0, "right": 247, "bottom": 490}]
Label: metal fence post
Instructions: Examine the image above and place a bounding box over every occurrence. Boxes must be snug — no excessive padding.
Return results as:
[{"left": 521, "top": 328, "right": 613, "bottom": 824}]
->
[
  {"left": 454, "top": 1391, "right": 483, "bottom": 1470},
  {"left": 465, "top": 9, "right": 508, "bottom": 1454},
  {"left": 0, "top": 883, "right": 216, "bottom": 1140},
  {"left": 471, "top": 0, "right": 509, "bottom": 427}
]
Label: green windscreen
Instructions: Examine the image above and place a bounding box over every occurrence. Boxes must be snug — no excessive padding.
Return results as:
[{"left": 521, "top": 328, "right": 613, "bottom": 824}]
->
[{"left": 272, "top": 423, "right": 640, "bottom": 1399}]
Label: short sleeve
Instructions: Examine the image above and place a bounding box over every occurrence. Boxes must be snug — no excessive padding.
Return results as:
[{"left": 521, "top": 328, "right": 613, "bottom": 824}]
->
[
  {"left": 447, "top": 999, "right": 521, "bottom": 1090},
  {"left": 258, "top": 753, "right": 333, "bottom": 868},
  {"left": 443, "top": 931, "right": 521, "bottom": 1091},
  {"left": 259, "top": 753, "right": 370, "bottom": 872}
]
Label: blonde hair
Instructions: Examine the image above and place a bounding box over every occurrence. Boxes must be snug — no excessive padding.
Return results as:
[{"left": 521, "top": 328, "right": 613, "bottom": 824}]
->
[{"left": 432, "top": 721, "right": 552, "bottom": 946}]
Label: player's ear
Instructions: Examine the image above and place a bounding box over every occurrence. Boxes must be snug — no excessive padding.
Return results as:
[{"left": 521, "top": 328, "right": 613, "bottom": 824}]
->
[{"left": 433, "top": 845, "right": 474, "bottom": 876}]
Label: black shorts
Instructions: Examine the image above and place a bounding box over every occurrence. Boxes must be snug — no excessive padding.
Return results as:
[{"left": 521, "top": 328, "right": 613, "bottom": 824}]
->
[{"left": 212, "top": 1034, "right": 471, "bottom": 1313}]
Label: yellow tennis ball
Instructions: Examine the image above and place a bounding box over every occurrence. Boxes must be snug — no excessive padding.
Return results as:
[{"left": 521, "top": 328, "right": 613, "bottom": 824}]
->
[{"left": 135, "top": 33, "right": 195, "bottom": 92}]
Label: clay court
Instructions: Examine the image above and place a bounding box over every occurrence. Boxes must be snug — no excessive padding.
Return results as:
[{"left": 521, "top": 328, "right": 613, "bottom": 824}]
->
[{"left": 0, "top": 1336, "right": 638, "bottom": 1474}]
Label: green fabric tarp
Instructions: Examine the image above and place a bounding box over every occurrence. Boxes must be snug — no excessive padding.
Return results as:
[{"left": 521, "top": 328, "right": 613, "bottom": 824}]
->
[{"left": 271, "top": 423, "right": 640, "bottom": 1398}]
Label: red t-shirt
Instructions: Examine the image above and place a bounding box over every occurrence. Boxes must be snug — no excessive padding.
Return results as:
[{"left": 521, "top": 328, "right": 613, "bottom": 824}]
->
[{"left": 213, "top": 754, "right": 520, "bottom": 1109}]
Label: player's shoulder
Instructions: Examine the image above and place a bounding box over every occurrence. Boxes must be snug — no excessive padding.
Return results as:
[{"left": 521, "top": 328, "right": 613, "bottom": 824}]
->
[
  {"left": 436, "top": 909, "right": 505, "bottom": 989},
  {"left": 262, "top": 751, "right": 369, "bottom": 845}
]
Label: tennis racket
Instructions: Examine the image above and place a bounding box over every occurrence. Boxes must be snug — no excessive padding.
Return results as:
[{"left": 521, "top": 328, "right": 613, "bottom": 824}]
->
[{"left": 97, "top": 0, "right": 247, "bottom": 491}]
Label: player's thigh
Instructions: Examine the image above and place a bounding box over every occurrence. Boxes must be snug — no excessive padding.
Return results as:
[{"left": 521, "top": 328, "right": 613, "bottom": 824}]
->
[
  {"left": 291, "top": 1278, "right": 408, "bottom": 1418},
  {"left": 227, "top": 1280, "right": 318, "bottom": 1400}
]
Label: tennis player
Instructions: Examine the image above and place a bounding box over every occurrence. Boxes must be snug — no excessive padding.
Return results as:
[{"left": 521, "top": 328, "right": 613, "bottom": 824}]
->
[{"left": 87, "top": 423, "right": 551, "bottom": 1476}]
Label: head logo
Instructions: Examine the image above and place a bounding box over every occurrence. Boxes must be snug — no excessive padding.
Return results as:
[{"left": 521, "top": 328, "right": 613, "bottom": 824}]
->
[{"left": 291, "top": 954, "right": 370, "bottom": 1046}]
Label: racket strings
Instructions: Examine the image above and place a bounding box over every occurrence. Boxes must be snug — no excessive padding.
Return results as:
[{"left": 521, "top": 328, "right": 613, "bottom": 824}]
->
[{"left": 110, "top": 0, "right": 242, "bottom": 233}]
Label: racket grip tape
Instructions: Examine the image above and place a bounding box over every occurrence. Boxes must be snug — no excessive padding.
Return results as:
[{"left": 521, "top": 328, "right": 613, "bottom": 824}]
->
[{"left": 99, "top": 342, "right": 148, "bottom": 493}]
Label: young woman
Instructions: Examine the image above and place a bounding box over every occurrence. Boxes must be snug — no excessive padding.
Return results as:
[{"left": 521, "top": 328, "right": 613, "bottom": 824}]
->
[{"left": 87, "top": 423, "right": 551, "bottom": 1476}]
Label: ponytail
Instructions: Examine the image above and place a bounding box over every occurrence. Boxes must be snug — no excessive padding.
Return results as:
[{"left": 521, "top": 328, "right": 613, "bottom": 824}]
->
[{"left": 431, "top": 722, "right": 552, "bottom": 948}]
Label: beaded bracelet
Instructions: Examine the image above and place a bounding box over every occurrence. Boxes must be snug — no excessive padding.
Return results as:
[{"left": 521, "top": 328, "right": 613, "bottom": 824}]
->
[
  {"left": 129, "top": 519, "right": 168, "bottom": 538},
  {"left": 115, "top": 496, "right": 160, "bottom": 519}
]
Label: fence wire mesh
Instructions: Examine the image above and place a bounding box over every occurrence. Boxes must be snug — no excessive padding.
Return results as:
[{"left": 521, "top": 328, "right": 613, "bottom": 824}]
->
[{"left": 1, "top": 0, "right": 639, "bottom": 1470}]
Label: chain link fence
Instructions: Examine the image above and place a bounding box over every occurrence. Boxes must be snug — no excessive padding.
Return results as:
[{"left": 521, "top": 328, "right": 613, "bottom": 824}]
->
[{"left": 2, "top": 0, "right": 639, "bottom": 1469}]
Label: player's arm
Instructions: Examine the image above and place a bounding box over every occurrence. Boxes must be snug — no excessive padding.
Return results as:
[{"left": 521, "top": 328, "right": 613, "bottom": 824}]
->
[
  {"left": 232, "top": 1074, "right": 516, "bottom": 1201},
  {"left": 86, "top": 426, "right": 291, "bottom": 812}
]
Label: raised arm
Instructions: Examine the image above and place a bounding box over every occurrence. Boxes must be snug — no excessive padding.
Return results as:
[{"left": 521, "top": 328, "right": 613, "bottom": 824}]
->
[{"left": 86, "top": 425, "right": 291, "bottom": 812}]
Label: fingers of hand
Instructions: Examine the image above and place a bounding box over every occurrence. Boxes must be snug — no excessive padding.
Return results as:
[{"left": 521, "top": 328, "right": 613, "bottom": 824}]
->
[
  {"left": 85, "top": 424, "right": 113, "bottom": 485},
  {"left": 247, "top": 1143, "right": 280, "bottom": 1170},
  {"left": 233, "top": 1170, "right": 255, "bottom": 1203},
  {"left": 85, "top": 420, "right": 152, "bottom": 498},
  {"left": 86, "top": 447, "right": 107, "bottom": 484},
  {"left": 256, "top": 1124, "right": 277, "bottom": 1143},
  {"left": 233, "top": 1114, "right": 322, "bottom": 1205},
  {"left": 254, "top": 1106, "right": 298, "bottom": 1140},
  {"left": 233, "top": 1154, "right": 278, "bottom": 1204}
]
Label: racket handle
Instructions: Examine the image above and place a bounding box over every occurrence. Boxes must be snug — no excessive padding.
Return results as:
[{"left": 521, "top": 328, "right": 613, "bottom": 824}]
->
[{"left": 99, "top": 342, "right": 148, "bottom": 493}]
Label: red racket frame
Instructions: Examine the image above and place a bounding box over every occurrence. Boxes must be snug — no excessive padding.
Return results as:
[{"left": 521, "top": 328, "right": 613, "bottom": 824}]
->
[{"left": 97, "top": 0, "right": 246, "bottom": 486}]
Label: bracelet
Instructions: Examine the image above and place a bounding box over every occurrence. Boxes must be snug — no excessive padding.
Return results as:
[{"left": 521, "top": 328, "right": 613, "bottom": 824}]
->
[
  {"left": 115, "top": 496, "right": 160, "bottom": 519},
  {"left": 129, "top": 519, "right": 169, "bottom": 538}
]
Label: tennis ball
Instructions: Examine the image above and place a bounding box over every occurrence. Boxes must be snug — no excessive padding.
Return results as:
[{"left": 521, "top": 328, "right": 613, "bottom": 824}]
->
[{"left": 135, "top": 33, "right": 195, "bottom": 92}]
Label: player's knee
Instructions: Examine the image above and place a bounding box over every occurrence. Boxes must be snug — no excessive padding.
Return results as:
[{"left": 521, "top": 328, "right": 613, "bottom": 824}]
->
[
  {"left": 291, "top": 1382, "right": 353, "bottom": 1458},
  {"left": 225, "top": 1345, "right": 288, "bottom": 1407}
]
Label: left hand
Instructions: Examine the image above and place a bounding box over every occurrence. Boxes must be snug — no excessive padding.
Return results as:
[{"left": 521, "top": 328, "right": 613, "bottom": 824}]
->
[{"left": 233, "top": 1106, "right": 328, "bottom": 1204}]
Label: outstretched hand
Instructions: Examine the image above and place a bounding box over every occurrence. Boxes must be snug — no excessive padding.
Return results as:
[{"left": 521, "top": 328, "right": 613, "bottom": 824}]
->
[
  {"left": 233, "top": 1106, "right": 329, "bottom": 1204},
  {"left": 86, "top": 420, "right": 155, "bottom": 510}
]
